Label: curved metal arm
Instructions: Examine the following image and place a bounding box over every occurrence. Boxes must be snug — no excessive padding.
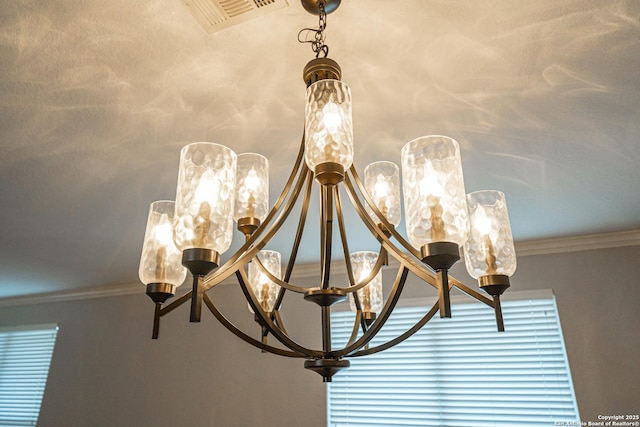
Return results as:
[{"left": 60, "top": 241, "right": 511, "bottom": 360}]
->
[
  {"left": 243, "top": 161, "right": 320, "bottom": 295},
  {"left": 157, "top": 290, "right": 193, "bottom": 316},
  {"left": 342, "top": 173, "right": 438, "bottom": 284},
  {"left": 347, "top": 166, "right": 423, "bottom": 259},
  {"left": 202, "top": 153, "right": 312, "bottom": 292},
  {"left": 351, "top": 301, "right": 440, "bottom": 357},
  {"left": 202, "top": 294, "right": 304, "bottom": 358},
  {"left": 333, "top": 186, "right": 388, "bottom": 294},
  {"left": 328, "top": 266, "right": 409, "bottom": 358},
  {"left": 344, "top": 170, "right": 494, "bottom": 307},
  {"left": 236, "top": 269, "right": 324, "bottom": 358},
  {"left": 252, "top": 252, "right": 318, "bottom": 294},
  {"left": 344, "top": 310, "right": 363, "bottom": 348}
]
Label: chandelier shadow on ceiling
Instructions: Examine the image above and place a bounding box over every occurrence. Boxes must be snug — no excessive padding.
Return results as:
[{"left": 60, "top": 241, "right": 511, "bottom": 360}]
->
[{"left": 138, "top": 0, "right": 517, "bottom": 382}]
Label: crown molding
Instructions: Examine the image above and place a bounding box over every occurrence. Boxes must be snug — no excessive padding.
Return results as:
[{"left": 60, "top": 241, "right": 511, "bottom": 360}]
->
[
  {"left": 514, "top": 229, "right": 640, "bottom": 256},
  {"left": 1, "top": 230, "right": 638, "bottom": 307},
  {"left": 0, "top": 282, "right": 143, "bottom": 308}
]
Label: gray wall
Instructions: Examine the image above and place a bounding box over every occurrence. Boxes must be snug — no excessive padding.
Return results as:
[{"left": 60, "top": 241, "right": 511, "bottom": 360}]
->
[{"left": 1, "top": 244, "right": 638, "bottom": 426}]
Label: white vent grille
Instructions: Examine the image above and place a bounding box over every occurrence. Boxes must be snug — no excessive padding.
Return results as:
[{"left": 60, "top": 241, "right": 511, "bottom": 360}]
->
[{"left": 181, "top": 0, "right": 289, "bottom": 33}]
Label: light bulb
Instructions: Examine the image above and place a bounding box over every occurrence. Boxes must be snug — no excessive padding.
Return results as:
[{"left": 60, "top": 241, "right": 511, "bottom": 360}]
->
[
  {"left": 474, "top": 205, "right": 494, "bottom": 237},
  {"left": 153, "top": 219, "right": 173, "bottom": 247},
  {"left": 372, "top": 175, "right": 390, "bottom": 200},
  {"left": 322, "top": 102, "right": 342, "bottom": 130},
  {"left": 244, "top": 168, "right": 260, "bottom": 191},
  {"left": 194, "top": 171, "right": 220, "bottom": 206}
]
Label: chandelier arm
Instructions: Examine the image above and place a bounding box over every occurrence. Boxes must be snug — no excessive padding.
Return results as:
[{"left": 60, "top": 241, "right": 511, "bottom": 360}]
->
[
  {"left": 345, "top": 171, "right": 489, "bottom": 308},
  {"left": 201, "top": 293, "right": 304, "bottom": 358},
  {"left": 268, "top": 174, "right": 312, "bottom": 324},
  {"left": 320, "top": 185, "right": 333, "bottom": 289},
  {"left": 236, "top": 269, "right": 324, "bottom": 357},
  {"left": 272, "top": 287, "right": 288, "bottom": 317},
  {"left": 346, "top": 167, "right": 422, "bottom": 260},
  {"left": 243, "top": 168, "right": 322, "bottom": 295},
  {"left": 328, "top": 266, "right": 409, "bottom": 358},
  {"left": 333, "top": 182, "right": 386, "bottom": 295},
  {"left": 283, "top": 167, "right": 315, "bottom": 283},
  {"left": 334, "top": 188, "right": 370, "bottom": 334},
  {"left": 251, "top": 256, "right": 311, "bottom": 295},
  {"left": 157, "top": 290, "right": 193, "bottom": 317},
  {"left": 273, "top": 310, "right": 290, "bottom": 335},
  {"left": 334, "top": 187, "right": 356, "bottom": 285},
  {"left": 332, "top": 246, "right": 387, "bottom": 293},
  {"left": 449, "top": 277, "right": 494, "bottom": 307},
  {"left": 342, "top": 172, "right": 438, "bottom": 290},
  {"left": 351, "top": 301, "right": 440, "bottom": 357},
  {"left": 268, "top": 162, "right": 315, "bottom": 310},
  {"left": 345, "top": 310, "right": 364, "bottom": 348},
  {"left": 201, "top": 162, "right": 313, "bottom": 293},
  {"left": 200, "top": 132, "right": 306, "bottom": 290}
]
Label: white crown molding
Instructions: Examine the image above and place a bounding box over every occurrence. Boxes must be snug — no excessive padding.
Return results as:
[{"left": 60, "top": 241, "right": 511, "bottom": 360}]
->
[
  {"left": 1, "top": 230, "right": 638, "bottom": 307},
  {"left": 0, "top": 282, "right": 143, "bottom": 308},
  {"left": 514, "top": 229, "right": 640, "bottom": 256}
]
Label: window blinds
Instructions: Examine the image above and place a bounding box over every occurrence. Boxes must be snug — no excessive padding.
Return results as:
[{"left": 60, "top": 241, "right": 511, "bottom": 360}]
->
[
  {"left": 328, "top": 296, "right": 579, "bottom": 427},
  {"left": 0, "top": 324, "right": 58, "bottom": 427}
]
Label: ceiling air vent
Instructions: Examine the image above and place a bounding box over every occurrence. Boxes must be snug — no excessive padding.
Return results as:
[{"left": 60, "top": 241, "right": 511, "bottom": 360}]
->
[{"left": 181, "top": 0, "right": 289, "bottom": 34}]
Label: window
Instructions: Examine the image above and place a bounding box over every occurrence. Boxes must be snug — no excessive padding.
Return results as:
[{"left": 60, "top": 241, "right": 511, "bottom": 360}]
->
[
  {"left": 328, "top": 292, "right": 579, "bottom": 427},
  {"left": 0, "top": 324, "right": 58, "bottom": 427}
]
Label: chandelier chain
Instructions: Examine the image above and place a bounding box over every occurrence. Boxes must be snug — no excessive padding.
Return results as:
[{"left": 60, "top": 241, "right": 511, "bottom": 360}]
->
[{"left": 298, "top": 0, "right": 329, "bottom": 58}]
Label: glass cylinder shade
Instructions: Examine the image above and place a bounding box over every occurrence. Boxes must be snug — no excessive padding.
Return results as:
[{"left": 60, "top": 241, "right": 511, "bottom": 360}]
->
[
  {"left": 348, "top": 251, "right": 383, "bottom": 314},
  {"left": 138, "top": 201, "right": 188, "bottom": 286},
  {"left": 304, "top": 80, "right": 353, "bottom": 171},
  {"left": 247, "top": 250, "right": 282, "bottom": 313},
  {"left": 464, "top": 190, "right": 517, "bottom": 279},
  {"left": 364, "top": 161, "right": 402, "bottom": 227},
  {"left": 401, "top": 135, "right": 469, "bottom": 247},
  {"left": 234, "top": 153, "right": 269, "bottom": 223},
  {"left": 173, "top": 142, "right": 237, "bottom": 253}
]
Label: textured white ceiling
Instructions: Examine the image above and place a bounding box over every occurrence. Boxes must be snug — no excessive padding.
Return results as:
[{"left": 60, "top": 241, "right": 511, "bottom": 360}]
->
[{"left": 0, "top": 0, "right": 638, "bottom": 298}]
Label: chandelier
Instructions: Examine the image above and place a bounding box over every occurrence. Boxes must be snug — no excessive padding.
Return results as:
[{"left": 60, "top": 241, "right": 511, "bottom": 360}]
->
[{"left": 138, "top": 0, "right": 517, "bottom": 382}]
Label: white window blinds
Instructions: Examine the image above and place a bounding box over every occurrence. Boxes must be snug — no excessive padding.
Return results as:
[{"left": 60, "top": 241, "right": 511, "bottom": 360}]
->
[
  {"left": 0, "top": 324, "right": 58, "bottom": 427},
  {"left": 328, "top": 294, "right": 579, "bottom": 427}
]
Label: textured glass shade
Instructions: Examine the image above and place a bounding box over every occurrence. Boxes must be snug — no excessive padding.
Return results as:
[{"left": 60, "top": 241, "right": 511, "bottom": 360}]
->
[
  {"left": 364, "top": 161, "right": 401, "bottom": 227},
  {"left": 234, "top": 153, "right": 269, "bottom": 223},
  {"left": 139, "top": 201, "right": 187, "bottom": 286},
  {"left": 464, "top": 190, "right": 517, "bottom": 279},
  {"left": 173, "top": 142, "right": 237, "bottom": 253},
  {"left": 247, "top": 250, "right": 282, "bottom": 313},
  {"left": 401, "top": 135, "right": 469, "bottom": 247},
  {"left": 305, "top": 80, "right": 353, "bottom": 171},
  {"left": 348, "top": 251, "right": 383, "bottom": 314}
]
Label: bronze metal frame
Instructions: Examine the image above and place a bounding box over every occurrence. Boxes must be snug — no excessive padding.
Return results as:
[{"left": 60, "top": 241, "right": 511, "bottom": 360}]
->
[
  {"left": 148, "top": 135, "right": 509, "bottom": 379},
  {"left": 146, "top": 0, "right": 510, "bottom": 382}
]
